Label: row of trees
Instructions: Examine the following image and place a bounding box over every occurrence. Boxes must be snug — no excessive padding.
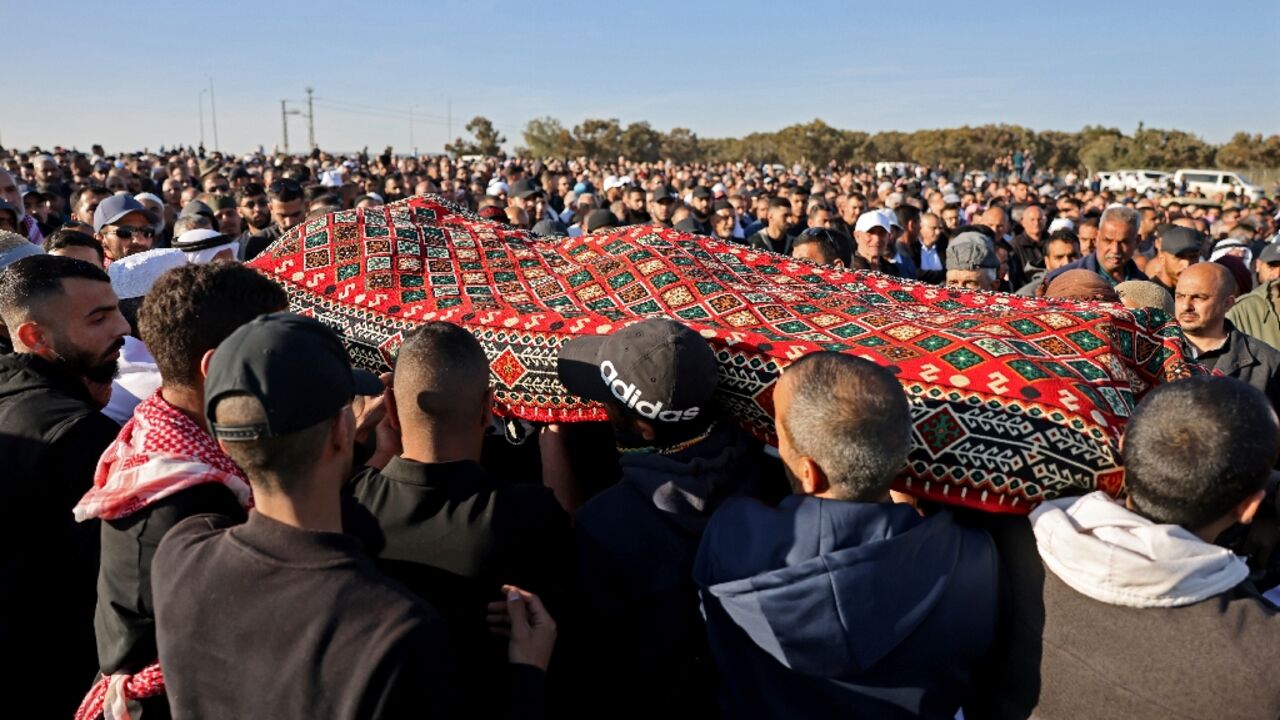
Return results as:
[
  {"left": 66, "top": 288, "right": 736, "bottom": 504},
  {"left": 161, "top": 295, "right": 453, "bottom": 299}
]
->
[{"left": 444, "top": 116, "right": 1279, "bottom": 173}]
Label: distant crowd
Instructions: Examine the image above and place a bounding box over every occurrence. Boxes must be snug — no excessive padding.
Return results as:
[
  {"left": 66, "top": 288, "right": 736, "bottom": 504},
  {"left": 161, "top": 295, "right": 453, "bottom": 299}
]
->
[{"left": 1, "top": 143, "right": 1280, "bottom": 719}]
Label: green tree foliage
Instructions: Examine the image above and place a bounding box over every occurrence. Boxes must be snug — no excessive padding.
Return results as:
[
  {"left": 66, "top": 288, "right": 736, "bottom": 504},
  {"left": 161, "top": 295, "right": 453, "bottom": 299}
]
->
[
  {"left": 445, "top": 116, "right": 506, "bottom": 157},
  {"left": 500, "top": 116, "right": 1276, "bottom": 172}
]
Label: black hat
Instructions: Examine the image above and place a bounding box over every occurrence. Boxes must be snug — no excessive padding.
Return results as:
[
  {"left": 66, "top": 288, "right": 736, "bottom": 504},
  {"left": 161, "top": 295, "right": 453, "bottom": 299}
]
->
[
  {"left": 205, "top": 313, "right": 383, "bottom": 440},
  {"left": 557, "top": 318, "right": 719, "bottom": 424},
  {"left": 673, "top": 217, "right": 702, "bottom": 233},
  {"left": 691, "top": 186, "right": 713, "bottom": 200},
  {"left": 584, "top": 209, "right": 619, "bottom": 233},
  {"left": 509, "top": 177, "right": 544, "bottom": 200},
  {"left": 651, "top": 186, "right": 677, "bottom": 203},
  {"left": 712, "top": 199, "right": 733, "bottom": 213},
  {"left": 1159, "top": 226, "right": 1205, "bottom": 257}
]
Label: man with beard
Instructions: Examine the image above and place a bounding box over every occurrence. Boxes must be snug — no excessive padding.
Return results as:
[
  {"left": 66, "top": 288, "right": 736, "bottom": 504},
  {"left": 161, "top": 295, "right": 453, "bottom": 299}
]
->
[
  {"left": 0, "top": 255, "right": 130, "bottom": 715},
  {"left": 93, "top": 196, "right": 159, "bottom": 264},
  {"left": 649, "top": 186, "right": 678, "bottom": 229},
  {"left": 0, "top": 168, "right": 44, "bottom": 245},
  {"left": 621, "top": 186, "right": 651, "bottom": 225},
  {"left": 234, "top": 182, "right": 273, "bottom": 260}
]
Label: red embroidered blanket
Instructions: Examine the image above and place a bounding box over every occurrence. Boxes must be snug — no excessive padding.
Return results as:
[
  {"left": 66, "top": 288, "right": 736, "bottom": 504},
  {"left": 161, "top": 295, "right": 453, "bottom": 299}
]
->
[{"left": 248, "top": 195, "right": 1198, "bottom": 513}]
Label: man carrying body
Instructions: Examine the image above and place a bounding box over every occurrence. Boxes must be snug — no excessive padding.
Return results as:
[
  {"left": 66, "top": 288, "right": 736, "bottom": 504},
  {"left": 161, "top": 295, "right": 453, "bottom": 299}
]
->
[
  {"left": 344, "top": 322, "right": 573, "bottom": 716},
  {"left": 694, "top": 352, "right": 998, "bottom": 718},
  {"left": 554, "top": 318, "right": 771, "bottom": 716}
]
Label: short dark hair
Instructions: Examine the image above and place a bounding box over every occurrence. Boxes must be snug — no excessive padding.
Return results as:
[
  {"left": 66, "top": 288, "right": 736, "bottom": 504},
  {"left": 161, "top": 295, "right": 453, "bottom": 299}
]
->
[
  {"left": 43, "top": 229, "right": 104, "bottom": 263},
  {"left": 1047, "top": 229, "right": 1079, "bottom": 248},
  {"left": 0, "top": 254, "right": 110, "bottom": 327},
  {"left": 794, "top": 228, "right": 852, "bottom": 266},
  {"left": 138, "top": 262, "right": 288, "bottom": 387},
  {"left": 1124, "top": 376, "right": 1279, "bottom": 529},
  {"left": 214, "top": 394, "right": 334, "bottom": 494},
  {"left": 895, "top": 204, "right": 921, "bottom": 227},
  {"left": 781, "top": 352, "right": 912, "bottom": 501},
  {"left": 393, "top": 322, "right": 490, "bottom": 427},
  {"left": 767, "top": 196, "right": 791, "bottom": 212},
  {"left": 235, "top": 182, "right": 265, "bottom": 204}
]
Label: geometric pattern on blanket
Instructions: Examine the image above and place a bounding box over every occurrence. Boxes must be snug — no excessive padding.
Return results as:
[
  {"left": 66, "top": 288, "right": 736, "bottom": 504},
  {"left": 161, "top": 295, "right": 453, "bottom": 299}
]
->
[{"left": 248, "top": 194, "right": 1200, "bottom": 514}]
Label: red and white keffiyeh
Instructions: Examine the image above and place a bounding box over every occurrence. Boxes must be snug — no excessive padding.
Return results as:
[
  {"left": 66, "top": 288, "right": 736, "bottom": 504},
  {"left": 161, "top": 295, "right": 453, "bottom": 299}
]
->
[{"left": 74, "top": 390, "right": 252, "bottom": 522}]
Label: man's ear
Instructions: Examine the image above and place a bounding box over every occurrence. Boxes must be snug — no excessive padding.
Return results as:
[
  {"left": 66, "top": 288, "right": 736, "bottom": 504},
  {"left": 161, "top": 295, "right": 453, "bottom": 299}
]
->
[
  {"left": 796, "top": 455, "right": 830, "bottom": 496},
  {"left": 634, "top": 417, "right": 657, "bottom": 443},
  {"left": 14, "top": 320, "right": 52, "bottom": 358},
  {"left": 198, "top": 348, "right": 216, "bottom": 382},
  {"left": 385, "top": 385, "right": 401, "bottom": 432},
  {"left": 831, "top": 258, "right": 846, "bottom": 269},
  {"left": 1234, "top": 489, "right": 1267, "bottom": 526}
]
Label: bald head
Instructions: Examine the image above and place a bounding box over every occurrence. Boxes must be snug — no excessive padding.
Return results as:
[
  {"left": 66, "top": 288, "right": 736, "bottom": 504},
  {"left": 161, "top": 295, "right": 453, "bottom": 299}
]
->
[
  {"left": 392, "top": 322, "right": 491, "bottom": 433},
  {"left": 1175, "top": 262, "right": 1237, "bottom": 341},
  {"left": 980, "top": 206, "right": 1009, "bottom": 237},
  {"left": 1180, "top": 261, "right": 1236, "bottom": 298}
]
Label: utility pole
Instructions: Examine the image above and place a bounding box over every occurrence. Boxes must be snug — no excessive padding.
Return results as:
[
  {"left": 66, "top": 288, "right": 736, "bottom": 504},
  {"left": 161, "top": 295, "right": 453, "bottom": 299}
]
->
[
  {"left": 209, "top": 77, "right": 220, "bottom": 152},
  {"left": 447, "top": 96, "right": 452, "bottom": 145},
  {"left": 305, "top": 87, "right": 316, "bottom": 151},
  {"left": 198, "top": 89, "right": 207, "bottom": 147},
  {"left": 280, "top": 100, "right": 302, "bottom": 154},
  {"left": 409, "top": 105, "right": 418, "bottom": 156}
]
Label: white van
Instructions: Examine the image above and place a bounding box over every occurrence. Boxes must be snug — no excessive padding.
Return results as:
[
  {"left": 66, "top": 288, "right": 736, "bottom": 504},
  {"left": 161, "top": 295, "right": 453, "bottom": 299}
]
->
[{"left": 1174, "top": 169, "right": 1263, "bottom": 200}]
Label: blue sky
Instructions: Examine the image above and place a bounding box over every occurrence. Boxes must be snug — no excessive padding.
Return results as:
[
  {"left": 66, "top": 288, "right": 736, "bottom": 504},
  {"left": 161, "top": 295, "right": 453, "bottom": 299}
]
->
[{"left": 3, "top": 0, "right": 1277, "bottom": 154}]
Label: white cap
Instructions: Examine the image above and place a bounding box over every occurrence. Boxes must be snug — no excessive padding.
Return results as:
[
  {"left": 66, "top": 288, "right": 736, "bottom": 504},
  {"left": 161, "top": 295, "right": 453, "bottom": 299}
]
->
[
  {"left": 854, "top": 210, "right": 892, "bottom": 234},
  {"left": 712, "top": 182, "right": 727, "bottom": 196},
  {"left": 603, "top": 175, "right": 622, "bottom": 191},
  {"left": 877, "top": 181, "right": 894, "bottom": 194},
  {"left": 319, "top": 170, "right": 343, "bottom": 188},
  {"left": 107, "top": 248, "right": 187, "bottom": 300},
  {"left": 1048, "top": 218, "right": 1075, "bottom": 233},
  {"left": 486, "top": 181, "right": 509, "bottom": 197}
]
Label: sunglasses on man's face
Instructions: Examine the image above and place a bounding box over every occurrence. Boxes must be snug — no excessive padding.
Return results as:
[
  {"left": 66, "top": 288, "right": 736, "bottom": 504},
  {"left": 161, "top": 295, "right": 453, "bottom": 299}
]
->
[{"left": 108, "top": 225, "right": 156, "bottom": 240}]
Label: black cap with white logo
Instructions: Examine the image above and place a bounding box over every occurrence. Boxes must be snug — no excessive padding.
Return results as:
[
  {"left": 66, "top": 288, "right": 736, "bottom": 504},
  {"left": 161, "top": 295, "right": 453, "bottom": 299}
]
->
[{"left": 557, "top": 318, "right": 719, "bottom": 424}]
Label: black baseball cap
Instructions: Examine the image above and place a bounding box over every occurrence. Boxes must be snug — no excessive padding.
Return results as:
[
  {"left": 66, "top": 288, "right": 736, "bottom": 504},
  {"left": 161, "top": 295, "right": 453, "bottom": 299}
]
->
[
  {"left": 584, "top": 209, "right": 619, "bottom": 233},
  {"left": 1160, "top": 227, "right": 1205, "bottom": 257},
  {"left": 691, "top": 186, "right": 713, "bottom": 200},
  {"left": 557, "top": 318, "right": 719, "bottom": 424},
  {"left": 205, "top": 313, "right": 383, "bottom": 440},
  {"left": 509, "top": 178, "right": 544, "bottom": 200},
  {"left": 651, "top": 186, "right": 677, "bottom": 203}
]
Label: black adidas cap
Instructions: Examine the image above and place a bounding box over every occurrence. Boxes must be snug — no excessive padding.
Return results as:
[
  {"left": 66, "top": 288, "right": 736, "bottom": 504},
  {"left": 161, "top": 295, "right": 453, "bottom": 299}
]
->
[
  {"left": 557, "top": 318, "right": 719, "bottom": 424},
  {"left": 205, "top": 312, "right": 383, "bottom": 440}
]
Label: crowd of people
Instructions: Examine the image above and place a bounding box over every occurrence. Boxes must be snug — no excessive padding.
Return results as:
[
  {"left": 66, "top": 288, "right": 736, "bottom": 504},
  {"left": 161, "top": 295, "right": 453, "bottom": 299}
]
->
[{"left": 1, "top": 142, "right": 1280, "bottom": 719}]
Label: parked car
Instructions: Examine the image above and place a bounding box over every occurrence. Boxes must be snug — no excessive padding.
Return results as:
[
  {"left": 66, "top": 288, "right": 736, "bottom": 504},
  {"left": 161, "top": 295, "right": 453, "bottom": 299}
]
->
[{"left": 1174, "top": 169, "right": 1264, "bottom": 200}]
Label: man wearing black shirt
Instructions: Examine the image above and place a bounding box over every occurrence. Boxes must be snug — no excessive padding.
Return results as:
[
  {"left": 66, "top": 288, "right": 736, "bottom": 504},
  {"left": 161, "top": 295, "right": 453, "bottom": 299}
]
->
[
  {"left": 154, "top": 314, "right": 554, "bottom": 718},
  {"left": 345, "top": 321, "right": 573, "bottom": 715},
  {"left": 747, "top": 197, "right": 795, "bottom": 255}
]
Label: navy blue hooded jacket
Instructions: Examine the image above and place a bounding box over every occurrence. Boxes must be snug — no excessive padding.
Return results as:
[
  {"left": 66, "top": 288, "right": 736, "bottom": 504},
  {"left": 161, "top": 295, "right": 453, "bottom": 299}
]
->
[
  {"left": 694, "top": 495, "right": 999, "bottom": 719},
  {"left": 573, "top": 423, "right": 770, "bottom": 717}
]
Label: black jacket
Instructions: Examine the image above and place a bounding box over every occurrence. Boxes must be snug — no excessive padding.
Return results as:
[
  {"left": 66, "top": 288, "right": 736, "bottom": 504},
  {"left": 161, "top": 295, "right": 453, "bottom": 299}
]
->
[
  {"left": 572, "top": 423, "right": 769, "bottom": 717},
  {"left": 909, "top": 237, "right": 949, "bottom": 285},
  {"left": 153, "top": 511, "right": 460, "bottom": 719},
  {"left": 746, "top": 228, "right": 794, "bottom": 256},
  {"left": 343, "top": 458, "right": 572, "bottom": 716},
  {"left": 1193, "top": 322, "right": 1280, "bottom": 411},
  {"left": 0, "top": 353, "right": 121, "bottom": 714},
  {"left": 96, "top": 483, "right": 246, "bottom": 719},
  {"left": 695, "top": 497, "right": 998, "bottom": 719}
]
